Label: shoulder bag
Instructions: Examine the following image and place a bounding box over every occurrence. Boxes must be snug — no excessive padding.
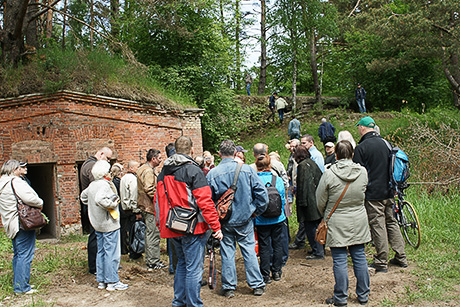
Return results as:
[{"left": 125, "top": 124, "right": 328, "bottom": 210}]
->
[
  {"left": 164, "top": 181, "right": 198, "bottom": 235},
  {"left": 315, "top": 182, "right": 350, "bottom": 245},
  {"left": 215, "top": 162, "right": 243, "bottom": 221},
  {"left": 11, "top": 178, "right": 48, "bottom": 231}
]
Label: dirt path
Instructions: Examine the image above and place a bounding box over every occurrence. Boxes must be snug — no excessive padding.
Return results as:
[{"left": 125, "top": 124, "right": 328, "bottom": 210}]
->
[{"left": 2, "top": 245, "right": 429, "bottom": 307}]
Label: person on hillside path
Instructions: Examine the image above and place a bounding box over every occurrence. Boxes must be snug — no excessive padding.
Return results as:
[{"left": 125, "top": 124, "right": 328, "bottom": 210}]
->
[
  {"left": 353, "top": 116, "right": 408, "bottom": 273},
  {"left": 355, "top": 83, "right": 367, "bottom": 113},
  {"left": 274, "top": 94, "right": 287, "bottom": 124},
  {"left": 245, "top": 74, "right": 253, "bottom": 96},
  {"left": 288, "top": 115, "right": 301, "bottom": 140},
  {"left": 318, "top": 118, "right": 336, "bottom": 148},
  {"left": 267, "top": 93, "right": 277, "bottom": 122}
]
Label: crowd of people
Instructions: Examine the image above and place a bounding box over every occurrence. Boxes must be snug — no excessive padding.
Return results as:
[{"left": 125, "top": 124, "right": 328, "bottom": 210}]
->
[{"left": 0, "top": 115, "right": 409, "bottom": 307}]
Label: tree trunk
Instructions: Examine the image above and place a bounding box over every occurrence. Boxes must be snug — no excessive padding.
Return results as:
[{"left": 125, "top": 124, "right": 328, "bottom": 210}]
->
[
  {"left": 257, "top": 0, "right": 267, "bottom": 95},
  {"left": 25, "top": 0, "right": 39, "bottom": 48},
  {"left": 292, "top": 48, "right": 298, "bottom": 112},
  {"left": 310, "top": 32, "right": 321, "bottom": 106},
  {"left": 62, "top": 0, "right": 67, "bottom": 48},
  {"left": 1, "top": 0, "right": 30, "bottom": 67},
  {"left": 90, "top": 0, "right": 94, "bottom": 49},
  {"left": 110, "top": 0, "right": 119, "bottom": 38},
  {"left": 235, "top": 0, "right": 241, "bottom": 91},
  {"left": 46, "top": 0, "right": 53, "bottom": 39}
]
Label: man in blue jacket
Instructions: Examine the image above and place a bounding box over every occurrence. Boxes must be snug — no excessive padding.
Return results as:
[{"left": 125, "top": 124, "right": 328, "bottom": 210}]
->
[{"left": 207, "top": 140, "right": 268, "bottom": 298}]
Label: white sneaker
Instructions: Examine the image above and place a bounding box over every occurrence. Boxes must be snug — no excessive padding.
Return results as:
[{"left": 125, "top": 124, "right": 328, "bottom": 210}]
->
[
  {"left": 25, "top": 289, "right": 38, "bottom": 294},
  {"left": 106, "top": 281, "right": 128, "bottom": 291},
  {"left": 98, "top": 282, "right": 107, "bottom": 290}
]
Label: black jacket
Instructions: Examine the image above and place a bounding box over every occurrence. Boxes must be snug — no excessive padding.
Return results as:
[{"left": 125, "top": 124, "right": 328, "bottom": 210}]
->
[{"left": 353, "top": 131, "right": 392, "bottom": 200}]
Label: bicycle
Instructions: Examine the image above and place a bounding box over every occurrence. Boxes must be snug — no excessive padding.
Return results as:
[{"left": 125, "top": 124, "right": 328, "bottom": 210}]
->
[{"left": 393, "top": 182, "right": 421, "bottom": 249}]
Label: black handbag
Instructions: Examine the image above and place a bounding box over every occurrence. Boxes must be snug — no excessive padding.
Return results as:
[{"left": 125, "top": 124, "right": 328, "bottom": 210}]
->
[
  {"left": 11, "top": 179, "right": 48, "bottom": 231},
  {"left": 163, "top": 183, "right": 198, "bottom": 235}
]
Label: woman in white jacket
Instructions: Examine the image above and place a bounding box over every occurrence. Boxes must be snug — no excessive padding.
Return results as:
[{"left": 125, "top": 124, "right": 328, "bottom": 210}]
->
[
  {"left": 80, "top": 160, "right": 128, "bottom": 291},
  {"left": 0, "top": 159, "right": 43, "bottom": 294}
]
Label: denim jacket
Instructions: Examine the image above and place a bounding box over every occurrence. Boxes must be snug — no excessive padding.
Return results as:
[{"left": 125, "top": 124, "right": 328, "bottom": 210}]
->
[{"left": 207, "top": 158, "right": 268, "bottom": 227}]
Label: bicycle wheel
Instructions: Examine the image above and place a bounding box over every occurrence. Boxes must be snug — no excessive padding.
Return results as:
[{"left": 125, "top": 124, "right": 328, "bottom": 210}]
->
[{"left": 401, "top": 201, "right": 421, "bottom": 249}]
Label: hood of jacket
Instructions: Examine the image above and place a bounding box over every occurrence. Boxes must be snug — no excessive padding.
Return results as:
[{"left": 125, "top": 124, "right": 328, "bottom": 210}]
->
[
  {"left": 163, "top": 153, "right": 198, "bottom": 175},
  {"left": 330, "top": 159, "right": 362, "bottom": 182}
]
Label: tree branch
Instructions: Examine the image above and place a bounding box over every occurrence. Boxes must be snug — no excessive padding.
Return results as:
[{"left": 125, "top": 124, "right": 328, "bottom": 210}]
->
[
  {"left": 432, "top": 24, "right": 460, "bottom": 41},
  {"left": 28, "top": 0, "right": 61, "bottom": 23},
  {"left": 348, "top": 0, "right": 361, "bottom": 17}
]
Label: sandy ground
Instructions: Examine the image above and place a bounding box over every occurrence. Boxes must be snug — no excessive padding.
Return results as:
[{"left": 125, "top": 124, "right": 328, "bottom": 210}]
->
[{"left": 3, "top": 242, "right": 447, "bottom": 307}]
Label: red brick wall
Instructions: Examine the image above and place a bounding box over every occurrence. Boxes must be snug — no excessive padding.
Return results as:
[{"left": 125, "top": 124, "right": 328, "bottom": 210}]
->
[{"left": 0, "top": 91, "right": 204, "bottom": 236}]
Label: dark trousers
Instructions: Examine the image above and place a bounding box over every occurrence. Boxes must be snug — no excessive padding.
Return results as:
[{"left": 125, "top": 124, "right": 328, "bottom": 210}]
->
[
  {"left": 120, "top": 214, "right": 130, "bottom": 255},
  {"left": 257, "top": 222, "right": 284, "bottom": 278},
  {"left": 281, "top": 219, "right": 290, "bottom": 266},
  {"left": 87, "top": 223, "right": 97, "bottom": 274},
  {"left": 305, "top": 219, "right": 324, "bottom": 257},
  {"left": 293, "top": 221, "right": 307, "bottom": 247}
]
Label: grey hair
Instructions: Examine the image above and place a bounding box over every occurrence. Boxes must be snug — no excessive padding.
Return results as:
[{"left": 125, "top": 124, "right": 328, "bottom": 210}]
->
[
  {"left": 253, "top": 143, "right": 268, "bottom": 157},
  {"left": 321, "top": 118, "right": 327, "bottom": 123},
  {"left": 337, "top": 130, "right": 356, "bottom": 149},
  {"left": 0, "top": 159, "right": 21, "bottom": 176},
  {"left": 301, "top": 134, "right": 314, "bottom": 143},
  {"left": 219, "top": 140, "right": 236, "bottom": 157},
  {"left": 91, "top": 160, "right": 111, "bottom": 180},
  {"left": 110, "top": 163, "right": 123, "bottom": 178}
]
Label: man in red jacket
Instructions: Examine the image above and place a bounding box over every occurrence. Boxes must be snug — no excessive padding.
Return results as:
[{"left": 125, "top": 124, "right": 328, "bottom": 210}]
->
[{"left": 154, "top": 136, "right": 222, "bottom": 307}]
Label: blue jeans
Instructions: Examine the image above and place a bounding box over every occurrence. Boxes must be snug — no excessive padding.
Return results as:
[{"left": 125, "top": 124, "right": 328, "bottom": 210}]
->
[
  {"left": 221, "top": 221, "right": 265, "bottom": 290},
  {"left": 257, "top": 222, "right": 284, "bottom": 278},
  {"left": 246, "top": 83, "right": 251, "bottom": 95},
  {"left": 172, "top": 233, "right": 207, "bottom": 307},
  {"left": 330, "top": 244, "right": 370, "bottom": 304},
  {"left": 278, "top": 109, "right": 284, "bottom": 122},
  {"left": 96, "top": 229, "right": 121, "bottom": 284},
  {"left": 357, "top": 98, "right": 366, "bottom": 113},
  {"left": 12, "top": 229, "right": 36, "bottom": 293}
]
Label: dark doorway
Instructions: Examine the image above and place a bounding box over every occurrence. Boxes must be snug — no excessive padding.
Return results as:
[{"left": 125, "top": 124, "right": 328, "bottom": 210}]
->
[
  {"left": 76, "top": 161, "right": 90, "bottom": 234},
  {"left": 26, "top": 163, "right": 57, "bottom": 239}
]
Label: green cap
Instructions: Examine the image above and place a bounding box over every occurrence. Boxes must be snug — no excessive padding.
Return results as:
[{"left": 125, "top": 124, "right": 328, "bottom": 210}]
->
[{"left": 355, "top": 116, "right": 375, "bottom": 128}]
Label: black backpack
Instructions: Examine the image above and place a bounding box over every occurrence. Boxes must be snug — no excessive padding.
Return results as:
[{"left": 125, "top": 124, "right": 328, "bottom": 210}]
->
[
  {"left": 129, "top": 219, "right": 146, "bottom": 254},
  {"left": 262, "top": 175, "right": 283, "bottom": 218}
]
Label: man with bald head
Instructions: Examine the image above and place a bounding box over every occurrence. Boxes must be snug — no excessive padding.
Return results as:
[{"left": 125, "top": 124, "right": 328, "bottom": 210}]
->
[
  {"left": 120, "top": 161, "right": 141, "bottom": 259},
  {"left": 80, "top": 146, "right": 113, "bottom": 275}
]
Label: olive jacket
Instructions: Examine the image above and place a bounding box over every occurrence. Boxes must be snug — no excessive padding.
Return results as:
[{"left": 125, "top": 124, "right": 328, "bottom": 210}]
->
[{"left": 316, "top": 159, "right": 371, "bottom": 247}]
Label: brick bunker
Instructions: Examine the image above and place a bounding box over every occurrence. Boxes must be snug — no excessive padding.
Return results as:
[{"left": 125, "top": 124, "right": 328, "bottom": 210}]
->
[{"left": 0, "top": 91, "right": 204, "bottom": 238}]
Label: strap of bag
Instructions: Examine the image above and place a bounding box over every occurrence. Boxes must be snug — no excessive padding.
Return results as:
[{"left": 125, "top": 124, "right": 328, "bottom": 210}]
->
[
  {"left": 230, "top": 162, "right": 243, "bottom": 191},
  {"left": 162, "top": 180, "right": 174, "bottom": 210},
  {"left": 325, "top": 182, "right": 351, "bottom": 222},
  {"left": 271, "top": 174, "right": 277, "bottom": 187},
  {"left": 10, "top": 178, "right": 21, "bottom": 208}
]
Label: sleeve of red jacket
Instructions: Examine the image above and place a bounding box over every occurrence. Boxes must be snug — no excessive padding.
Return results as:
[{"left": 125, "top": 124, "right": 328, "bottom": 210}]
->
[{"left": 190, "top": 167, "right": 221, "bottom": 233}]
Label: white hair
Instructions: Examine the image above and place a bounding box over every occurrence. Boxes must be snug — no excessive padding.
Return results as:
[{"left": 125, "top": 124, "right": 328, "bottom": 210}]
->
[
  {"left": 91, "top": 160, "right": 111, "bottom": 180},
  {"left": 337, "top": 130, "right": 356, "bottom": 149},
  {"left": 321, "top": 118, "right": 327, "bottom": 123}
]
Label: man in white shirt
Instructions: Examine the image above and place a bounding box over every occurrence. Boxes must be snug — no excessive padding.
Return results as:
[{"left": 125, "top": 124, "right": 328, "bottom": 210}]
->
[{"left": 120, "top": 161, "right": 141, "bottom": 259}]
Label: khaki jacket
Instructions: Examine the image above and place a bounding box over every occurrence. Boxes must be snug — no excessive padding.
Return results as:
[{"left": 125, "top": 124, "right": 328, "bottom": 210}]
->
[
  {"left": 136, "top": 163, "right": 157, "bottom": 214},
  {"left": 316, "top": 159, "right": 371, "bottom": 247}
]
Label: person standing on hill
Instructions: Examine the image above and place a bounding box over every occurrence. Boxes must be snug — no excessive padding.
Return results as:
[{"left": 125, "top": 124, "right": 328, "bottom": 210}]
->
[
  {"left": 288, "top": 115, "right": 301, "bottom": 140},
  {"left": 274, "top": 93, "right": 287, "bottom": 124},
  {"left": 245, "top": 73, "right": 253, "bottom": 96},
  {"left": 318, "top": 118, "right": 336, "bottom": 148},
  {"left": 353, "top": 116, "right": 408, "bottom": 273},
  {"left": 267, "top": 93, "right": 277, "bottom": 122},
  {"left": 355, "top": 83, "right": 367, "bottom": 113}
]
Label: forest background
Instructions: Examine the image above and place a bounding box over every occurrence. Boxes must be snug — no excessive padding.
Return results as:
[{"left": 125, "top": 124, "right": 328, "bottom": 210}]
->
[{"left": 1, "top": 0, "right": 460, "bottom": 151}]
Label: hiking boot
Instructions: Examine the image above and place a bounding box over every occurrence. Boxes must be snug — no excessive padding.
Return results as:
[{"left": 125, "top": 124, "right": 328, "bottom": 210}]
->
[
  {"left": 263, "top": 275, "right": 272, "bottom": 284},
  {"left": 325, "top": 297, "right": 347, "bottom": 306},
  {"left": 389, "top": 258, "right": 408, "bottom": 268},
  {"left": 97, "top": 282, "right": 107, "bottom": 290},
  {"left": 253, "top": 287, "right": 265, "bottom": 296},
  {"left": 306, "top": 254, "right": 324, "bottom": 260},
  {"left": 147, "top": 261, "right": 167, "bottom": 271},
  {"left": 220, "top": 289, "right": 235, "bottom": 298},
  {"left": 368, "top": 263, "right": 388, "bottom": 273},
  {"left": 272, "top": 272, "right": 282, "bottom": 281},
  {"left": 106, "top": 281, "right": 129, "bottom": 291},
  {"left": 358, "top": 299, "right": 368, "bottom": 305},
  {"left": 288, "top": 243, "right": 304, "bottom": 250}
]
